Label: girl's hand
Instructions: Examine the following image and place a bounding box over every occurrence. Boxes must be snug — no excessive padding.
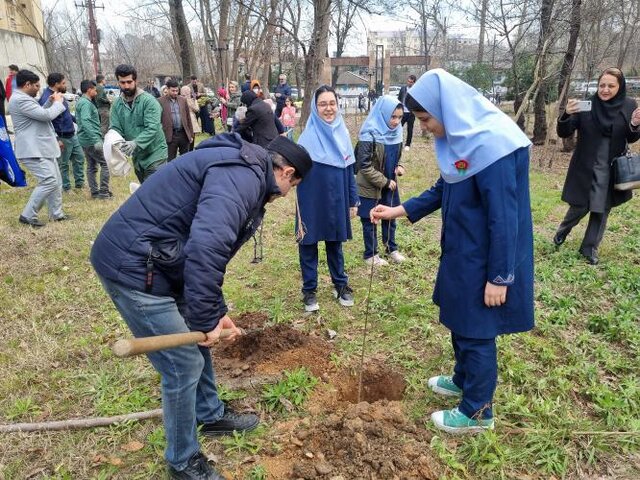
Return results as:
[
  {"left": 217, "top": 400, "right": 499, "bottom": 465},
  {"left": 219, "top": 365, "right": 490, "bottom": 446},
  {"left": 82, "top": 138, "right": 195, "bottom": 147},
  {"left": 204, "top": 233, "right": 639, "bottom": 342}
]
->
[
  {"left": 395, "top": 165, "right": 405, "bottom": 176},
  {"left": 370, "top": 205, "right": 406, "bottom": 224},
  {"left": 484, "top": 282, "right": 507, "bottom": 307},
  {"left": 349, "top": 207, "right": 357, "bottom": 218},
  {"left": 631, "top": 107, "right": 640, "bottom": 127},
  {"left": 388, "top": 179, "right": 397, "bottom": 191}
]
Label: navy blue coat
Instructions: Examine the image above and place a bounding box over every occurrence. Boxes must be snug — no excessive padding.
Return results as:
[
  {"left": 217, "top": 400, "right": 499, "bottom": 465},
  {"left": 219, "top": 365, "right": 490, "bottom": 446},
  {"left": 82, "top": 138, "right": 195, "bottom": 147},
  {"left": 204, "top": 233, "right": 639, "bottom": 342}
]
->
[
  {"left": 91, "top": 133, "right": 279, "bottom": 332},
  {"left": 403, "top": 147, "right": 534, "bottom": 339},
  {"left": 296, "top": 162, "right": 358, "bottom": 244}
]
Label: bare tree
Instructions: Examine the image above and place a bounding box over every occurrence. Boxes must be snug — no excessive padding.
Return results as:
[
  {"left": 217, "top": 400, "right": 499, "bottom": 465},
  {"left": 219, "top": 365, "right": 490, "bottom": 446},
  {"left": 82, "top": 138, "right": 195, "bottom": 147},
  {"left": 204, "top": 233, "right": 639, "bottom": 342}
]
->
[
  {"left": 532, "top": 0, "right": 555, "bottom": 144},
  {"left": 301, "top": 0, "right": 333, "bottom": 124},
  {"left": 168, "top": 0, "right": 198, "bottom": 77}
]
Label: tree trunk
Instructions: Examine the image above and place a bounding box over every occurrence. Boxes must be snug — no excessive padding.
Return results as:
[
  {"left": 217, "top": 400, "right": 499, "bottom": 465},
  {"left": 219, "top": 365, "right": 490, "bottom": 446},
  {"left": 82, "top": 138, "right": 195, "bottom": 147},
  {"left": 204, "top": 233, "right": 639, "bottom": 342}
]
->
[
  {"left": 301, "top": 0, "right": 332, "bottom": 126},
  {"left": 477, "top": 0, "right": 488, "bottom": 63},
  {"left": 258, "top": 0, "right": 279, "bottom": 92},
  {"left": 532, "top": 0, "right": 555, "bottom": 144},
  {"left": 557, "top": 0, "right": 581, "bottom": 152},
  {"left": 217, "top": 0, "right": 231, "bottom": 83},
  {"left": 168, "top": 0, "right": 197, "bottom": 79}
]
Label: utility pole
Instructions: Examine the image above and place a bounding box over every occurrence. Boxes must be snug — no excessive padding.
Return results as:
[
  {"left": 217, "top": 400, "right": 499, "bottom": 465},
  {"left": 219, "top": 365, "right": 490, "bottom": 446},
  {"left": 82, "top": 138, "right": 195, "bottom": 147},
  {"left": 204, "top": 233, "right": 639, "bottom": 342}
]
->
[{"left": 75, "top": 0, "right": 104, "bottom": 76}]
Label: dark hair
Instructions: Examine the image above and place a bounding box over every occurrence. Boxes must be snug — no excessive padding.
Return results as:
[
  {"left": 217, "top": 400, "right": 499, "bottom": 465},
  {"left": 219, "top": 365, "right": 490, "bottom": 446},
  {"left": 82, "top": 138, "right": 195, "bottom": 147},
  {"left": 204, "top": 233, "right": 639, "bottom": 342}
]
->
[
  {"left": 245, "top": 73, "right": 251, "bottom": 80},
  {"left": 115, "top": 64, "right": 137, "bottom": 80},
  {"left": 80, "top": 79, "right": 96, "bottom": 93},
  {"left": 598, "top": 67, "right": 625, "bottom": 87},
  {"left": 314, "top": 84, "right": 337, "bottom": 104},
  {"left": 16, "top": 69, "right": 39, "bottom": 87},
  {"left": 408, "top": 74, "right": 417, "bottom": 82},
  {"left": 190, "top": 75, "right": 198, "bottom": 81},
  {"left": 9, "top": 64, "right": 19, "bottom": 72},
  {"left": 405, "top": 93, "right": 426, "bottom": 112},
  {"left": 96, "top": 74, "right": 105, "bottom": 83},
  {"left": 47, "top": 72, "right": 65, "bottom": 87},
  {"left": 165, "top": 79, "right": 179, "bottom": 89},
  {"left": 285, "top": 96, "right": 294, "bottom": 104},
  {"left": 271, "top": 152, "right": 303, "bottom": 180}
]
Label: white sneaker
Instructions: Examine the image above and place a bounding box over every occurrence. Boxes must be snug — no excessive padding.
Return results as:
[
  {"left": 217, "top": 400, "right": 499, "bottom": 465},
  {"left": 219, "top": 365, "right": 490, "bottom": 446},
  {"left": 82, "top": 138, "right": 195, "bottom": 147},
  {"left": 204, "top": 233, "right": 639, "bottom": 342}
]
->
[
  {"left": 388, "top": 251, "right": 406, "bottom": 263},
  {"left": 364, "top": 255, "right": 388, "bottom": 266},
  {"left": 403, "top": 145, "right": 411, "bottom": 151}
]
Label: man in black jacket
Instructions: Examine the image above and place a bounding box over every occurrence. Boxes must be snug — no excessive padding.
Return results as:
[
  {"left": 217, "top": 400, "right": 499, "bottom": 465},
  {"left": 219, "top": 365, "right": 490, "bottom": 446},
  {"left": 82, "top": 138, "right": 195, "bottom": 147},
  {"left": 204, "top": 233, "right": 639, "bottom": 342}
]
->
[
  {"left": 91, "top": 134, "right": 312, "bottom": 480},
  {"left": 398, "top": 74, "right": 416, "bottom": 151}
]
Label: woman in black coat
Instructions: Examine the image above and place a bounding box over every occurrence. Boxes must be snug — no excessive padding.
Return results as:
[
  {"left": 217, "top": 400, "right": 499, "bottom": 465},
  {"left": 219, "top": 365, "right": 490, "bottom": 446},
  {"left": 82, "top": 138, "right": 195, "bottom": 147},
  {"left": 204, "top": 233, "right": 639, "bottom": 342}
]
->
[
  {"left": 235, "top": 90, "right": 280, "bottom": 148},
  {"left": 554, "top": 67, "right": 640, "bottom": 264}
]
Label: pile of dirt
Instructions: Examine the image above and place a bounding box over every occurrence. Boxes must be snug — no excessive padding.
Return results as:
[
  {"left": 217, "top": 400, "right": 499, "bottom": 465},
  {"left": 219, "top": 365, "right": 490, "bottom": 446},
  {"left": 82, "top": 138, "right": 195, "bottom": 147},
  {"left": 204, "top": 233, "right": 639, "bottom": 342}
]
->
[
  {"left": 213, "top": 312, "right": 335, "bottom": 383},
  {"left": 261, "top": 401, "right": 440, "bottom": 479}
]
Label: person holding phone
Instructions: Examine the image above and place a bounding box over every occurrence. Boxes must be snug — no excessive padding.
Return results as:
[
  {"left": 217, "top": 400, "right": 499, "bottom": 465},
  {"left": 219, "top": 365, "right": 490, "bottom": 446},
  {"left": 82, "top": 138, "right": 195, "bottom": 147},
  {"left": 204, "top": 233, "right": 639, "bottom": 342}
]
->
[{"left": 554, "top": 67, "right": 640, "bottom": 264}]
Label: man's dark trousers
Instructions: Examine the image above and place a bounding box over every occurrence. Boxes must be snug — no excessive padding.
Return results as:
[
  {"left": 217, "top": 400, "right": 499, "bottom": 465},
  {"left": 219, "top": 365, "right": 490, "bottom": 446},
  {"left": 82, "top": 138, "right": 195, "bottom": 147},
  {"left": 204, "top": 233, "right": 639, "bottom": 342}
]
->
[
  {"left": 167, "top": 129, "right": 190, "bottom": 161},
  {"left": 401, "top": 112, "right": 415, "bottom": 147}
]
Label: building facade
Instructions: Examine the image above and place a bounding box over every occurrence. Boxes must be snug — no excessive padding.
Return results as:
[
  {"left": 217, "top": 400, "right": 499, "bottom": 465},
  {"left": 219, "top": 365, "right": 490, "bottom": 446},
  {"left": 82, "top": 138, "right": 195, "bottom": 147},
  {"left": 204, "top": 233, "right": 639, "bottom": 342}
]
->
[{"left": 0, "top": 0, "right": 48, "bottom": 77}]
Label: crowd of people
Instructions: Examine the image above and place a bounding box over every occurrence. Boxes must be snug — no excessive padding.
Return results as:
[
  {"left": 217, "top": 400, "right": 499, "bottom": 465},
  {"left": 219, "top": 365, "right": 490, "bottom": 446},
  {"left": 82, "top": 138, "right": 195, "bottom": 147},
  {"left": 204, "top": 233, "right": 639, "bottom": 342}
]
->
[{"left": 2, "top": 61, "right": 639, "bottom": 480}]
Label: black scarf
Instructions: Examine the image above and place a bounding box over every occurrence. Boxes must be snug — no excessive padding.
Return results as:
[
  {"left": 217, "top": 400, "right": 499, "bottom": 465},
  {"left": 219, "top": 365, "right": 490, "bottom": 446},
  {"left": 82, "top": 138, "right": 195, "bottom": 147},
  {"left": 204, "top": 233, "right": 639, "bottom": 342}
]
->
[{"left": 590, "top": 76, "right": 627, "bottom": 137}]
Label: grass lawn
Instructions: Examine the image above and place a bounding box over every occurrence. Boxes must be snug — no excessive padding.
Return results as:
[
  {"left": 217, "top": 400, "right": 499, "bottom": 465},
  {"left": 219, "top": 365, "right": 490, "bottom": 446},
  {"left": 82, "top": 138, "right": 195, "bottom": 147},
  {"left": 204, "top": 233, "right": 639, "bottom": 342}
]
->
[{"left": 0, "top": 134, "right": 639, "bottom": 479}]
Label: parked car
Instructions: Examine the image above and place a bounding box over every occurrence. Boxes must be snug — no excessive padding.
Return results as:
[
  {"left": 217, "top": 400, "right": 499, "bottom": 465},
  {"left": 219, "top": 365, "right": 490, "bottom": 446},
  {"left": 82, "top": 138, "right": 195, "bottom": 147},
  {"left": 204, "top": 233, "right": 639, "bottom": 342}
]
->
[
  {"left": 388, "top": 85, "right": 402, "bottom": 97},
  {"left": 62, "top": 92, "right": 78, "bottom": 102}
]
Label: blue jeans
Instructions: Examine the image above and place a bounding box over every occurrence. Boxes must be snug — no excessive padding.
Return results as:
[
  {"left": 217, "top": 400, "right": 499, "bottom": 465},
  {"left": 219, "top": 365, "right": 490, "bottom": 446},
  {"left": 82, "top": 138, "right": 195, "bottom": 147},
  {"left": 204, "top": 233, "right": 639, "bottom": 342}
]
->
[
  {"left": 98, "top": 276, "right": 224, "bottom": 470},
  {"left": 451, "top": 332, "right": 497, "bottom": 419},
  {"left": 360, "top": 217, "right": 397, "bottom": 259},
  {"left": 299, "top": 241, "right": 348, "bottom": 292}
]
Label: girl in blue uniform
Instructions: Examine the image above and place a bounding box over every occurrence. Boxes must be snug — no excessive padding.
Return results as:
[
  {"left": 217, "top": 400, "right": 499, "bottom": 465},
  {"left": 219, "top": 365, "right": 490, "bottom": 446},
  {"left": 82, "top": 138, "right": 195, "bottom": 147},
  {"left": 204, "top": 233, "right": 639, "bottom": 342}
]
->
[
  {"left": 356, "top": 95, "right": 406, "bottom": 265},
  {"left": 296, "top": 85, "right": 359, "bottom": 312},
  {"left": 371, "top": 69, "right": 534, "bottom": 433}
]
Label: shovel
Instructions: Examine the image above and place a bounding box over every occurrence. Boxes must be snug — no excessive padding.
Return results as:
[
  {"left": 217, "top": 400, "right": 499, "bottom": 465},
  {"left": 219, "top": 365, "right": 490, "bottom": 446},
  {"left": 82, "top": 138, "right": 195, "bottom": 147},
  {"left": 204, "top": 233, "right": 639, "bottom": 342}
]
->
[{"left": 112, "top": 328, "right": 245, "bottom": 358}]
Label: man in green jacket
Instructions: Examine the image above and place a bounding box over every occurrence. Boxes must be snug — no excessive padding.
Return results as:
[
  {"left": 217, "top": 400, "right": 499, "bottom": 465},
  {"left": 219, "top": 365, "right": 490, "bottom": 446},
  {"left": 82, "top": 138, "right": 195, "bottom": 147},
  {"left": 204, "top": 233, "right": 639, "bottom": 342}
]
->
[
  {"left": 76, "top": 79, "right": 111, "bottom": 199},
  {"left": 95, "top": 74, "right": 111, "bottom": 135},
  {"left": 109, "top": 64, "right": 167, "bottom": 182}
]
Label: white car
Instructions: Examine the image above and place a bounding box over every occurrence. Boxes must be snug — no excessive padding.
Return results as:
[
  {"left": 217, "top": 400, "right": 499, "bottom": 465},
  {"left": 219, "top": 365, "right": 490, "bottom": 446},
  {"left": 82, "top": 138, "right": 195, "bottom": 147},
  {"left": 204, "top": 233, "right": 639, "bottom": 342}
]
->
[
  {"left": 388, "top": 85, "right": 402, "bottom": 97},
  {"left": 62, "top": 92, "right": 78, "bottom": 102}
]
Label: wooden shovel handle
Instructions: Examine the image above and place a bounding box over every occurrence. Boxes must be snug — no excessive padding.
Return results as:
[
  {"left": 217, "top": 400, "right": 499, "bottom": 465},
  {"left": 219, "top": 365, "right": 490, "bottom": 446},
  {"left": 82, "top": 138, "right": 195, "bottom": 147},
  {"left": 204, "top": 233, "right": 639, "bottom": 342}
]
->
[{"left": 112, "top": 329, "right": 235, "bottom": 358}]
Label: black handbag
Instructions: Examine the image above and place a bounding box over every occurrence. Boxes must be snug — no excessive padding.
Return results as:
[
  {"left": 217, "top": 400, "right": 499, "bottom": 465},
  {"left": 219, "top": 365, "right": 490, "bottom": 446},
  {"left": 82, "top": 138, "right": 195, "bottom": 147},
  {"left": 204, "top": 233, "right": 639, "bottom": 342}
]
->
[{"left": 612, "top": 150, "right": 640, "bottom": 190}]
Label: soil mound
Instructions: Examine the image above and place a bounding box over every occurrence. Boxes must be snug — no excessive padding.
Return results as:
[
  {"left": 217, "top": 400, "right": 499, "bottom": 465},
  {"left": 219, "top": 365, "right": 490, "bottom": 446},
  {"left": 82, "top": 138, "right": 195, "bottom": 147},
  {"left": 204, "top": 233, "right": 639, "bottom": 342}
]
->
[
  {"left": 265, "top": 401, "right": 439, "bottom": 479},
  {"left": 213, "top": 312, "right": 334, "bottom": 381},
  {"left": 217, "top": 323, "right": 308, "bottom": 362}
]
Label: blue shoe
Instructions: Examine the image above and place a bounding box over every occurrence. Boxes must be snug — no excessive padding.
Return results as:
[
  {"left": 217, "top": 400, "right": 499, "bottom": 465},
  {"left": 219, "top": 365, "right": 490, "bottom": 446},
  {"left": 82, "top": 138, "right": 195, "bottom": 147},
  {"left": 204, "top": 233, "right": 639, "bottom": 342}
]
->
[
  {"left": 427, "top": 375, "right": 462, "bottom": 397},
  {"left": 431, "top": 407, "right": 494, "bottom": 434}
]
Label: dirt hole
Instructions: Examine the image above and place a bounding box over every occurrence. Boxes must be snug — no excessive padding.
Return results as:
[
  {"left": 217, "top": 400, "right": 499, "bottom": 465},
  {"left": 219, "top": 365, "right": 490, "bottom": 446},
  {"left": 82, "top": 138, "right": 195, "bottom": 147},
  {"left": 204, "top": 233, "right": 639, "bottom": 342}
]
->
[{"left": 337, "top": 364, "right": 406, "bottom": 403}]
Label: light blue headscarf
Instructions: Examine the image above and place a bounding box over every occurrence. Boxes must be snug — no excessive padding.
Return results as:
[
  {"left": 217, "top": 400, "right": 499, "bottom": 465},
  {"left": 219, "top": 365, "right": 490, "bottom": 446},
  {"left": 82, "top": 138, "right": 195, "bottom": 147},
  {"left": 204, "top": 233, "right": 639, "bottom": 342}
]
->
[
  {"left": 297, "top": 89, "right": 355, "bottom": 168},
  {"left": 408, "top": 69, "right": 531, "bottom": 184},
  {"left": 358, "top": 95, "right": 404, "bottom": 145}
]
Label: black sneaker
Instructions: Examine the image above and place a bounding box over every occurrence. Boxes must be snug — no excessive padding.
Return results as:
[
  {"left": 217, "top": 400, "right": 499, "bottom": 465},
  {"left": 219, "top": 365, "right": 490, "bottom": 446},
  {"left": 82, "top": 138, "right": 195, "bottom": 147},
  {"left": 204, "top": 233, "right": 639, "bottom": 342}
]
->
[
  {"left": 167, "top": 451, "right": 226, "bottom": 480},
  {"left": 333, "top": 285, "right": 354, "bottom": 307},
  {"left": 552, "top": 231, "right": 566, "bottom": 247},
  {"left": 18, "top": 215, "right": 45, "bottom": 228},
  {"left": 199, "top": 407, "right": 259, "bottom": 437},
  {"left": 581, "top": 249, "right": 599, "bottom": 265},
  {"left": 303, "top": 290, "right": 319, "bottom": 312}
]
